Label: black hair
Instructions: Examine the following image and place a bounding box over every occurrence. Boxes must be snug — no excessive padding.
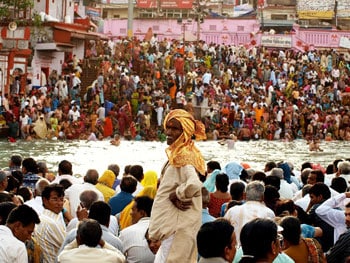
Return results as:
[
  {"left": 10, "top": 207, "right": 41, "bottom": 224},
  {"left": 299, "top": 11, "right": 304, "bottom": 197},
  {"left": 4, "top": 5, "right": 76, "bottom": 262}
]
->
[
  {"left": 264, "top": 175, "right": 281, "bottom": 191},
  {"left": 58, "top": 160, "right": 73, "bottom": 175},
  {"left": 41, "top": 184, "right": 65, "bottom": 200},
  {"left": 207, "top": 161, "right": 221, "bottom": 172},
  {"left": 280, "top": 216, "right": 301, "bottom": 245},
  {"left": 120, "top": 175, "right": 137, "bottom": 194},
  {"left": 216, "top": 173, "right": 229, "bottom": 193},
  {"left": 239, "top": 218, "right": 277, "bottom": 263},
  {"left": 77, "top": 219, "right": 102, "bottom": 247},
  {"left": 134, "top": 196, "right": 154, "bottom": 217},
  {"left": 22, "top": 158, "right": 38, "bottom": 174},
  {"left": 309, "top": 183, "right": 331, "bottom": 201},
  {"left": 17, "top": 187, "right": 32, "bottom": 202},
  {"left": 88, "top": 201, "right": 111, "bottom": 226},
  {"left": 330, "top": 177, "right": 347, "bottom": 193},
  {"left": 197, "top": 219, "right": 234, "bottom": 258},
  {"left": 6, "top": 204, "right": 40, "bottom": 226},
  {"left": 129, "top": 165, "right": 144, "bottom": 182},
  {"left": 0, "top": 202, "right": 17, "bottom": 225},
  {"left": 230, "top": 181, "right": 245, "bottom": 201}
]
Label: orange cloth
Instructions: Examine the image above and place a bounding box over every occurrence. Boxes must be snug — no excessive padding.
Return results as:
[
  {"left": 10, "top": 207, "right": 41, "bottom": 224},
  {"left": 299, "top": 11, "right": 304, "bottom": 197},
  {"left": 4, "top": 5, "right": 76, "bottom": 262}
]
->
[
  {"left": 164, "top": 109, "right": 206, "bottom": 175},
  {"left": 103, "top": 116, "right": 113, "bottom": 137},
  {"left": 119, "top": 186, "right": 157, "bottom": 230}
]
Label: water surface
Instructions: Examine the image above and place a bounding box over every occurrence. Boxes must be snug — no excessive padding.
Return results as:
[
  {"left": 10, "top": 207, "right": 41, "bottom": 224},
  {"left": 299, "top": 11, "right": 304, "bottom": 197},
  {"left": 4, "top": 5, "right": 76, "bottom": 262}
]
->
[{"left": 1, "top": 139, "right": 349, "bottom": 177}]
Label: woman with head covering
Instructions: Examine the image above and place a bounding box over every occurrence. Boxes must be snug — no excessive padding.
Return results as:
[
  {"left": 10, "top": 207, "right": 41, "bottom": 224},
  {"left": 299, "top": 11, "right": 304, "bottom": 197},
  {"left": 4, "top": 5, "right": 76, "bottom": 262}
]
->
[
  {"left": 119, "top": 185, "right": 157, "bottom": 230},
  {"left": 149, "top": 109, "right": 206, "bottom": 263},
  {"left": 95, "top": 170, "right": 115, "bottom": 203},
  {"left": 141, "top": 170, "right": 158, "bottom": 188}
]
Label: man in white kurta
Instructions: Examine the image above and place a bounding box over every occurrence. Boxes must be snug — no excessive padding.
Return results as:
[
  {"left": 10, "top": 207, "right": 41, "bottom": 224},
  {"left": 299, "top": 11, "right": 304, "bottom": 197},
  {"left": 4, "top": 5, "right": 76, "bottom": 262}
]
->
[{"left": 149, "top": 109, "right": 207, "bottom": 263}]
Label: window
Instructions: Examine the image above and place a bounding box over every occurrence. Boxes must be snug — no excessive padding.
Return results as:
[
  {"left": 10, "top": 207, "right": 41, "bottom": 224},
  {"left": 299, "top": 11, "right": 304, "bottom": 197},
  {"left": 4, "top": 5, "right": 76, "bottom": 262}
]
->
[
  {"left": 271, "top": 14, "right": 287, "bottom": 20},
  {"left": 209, "top": 25, "right": 216, "bottom": 31},
  {"left": 237, "top": 26, "right": 244, "bottom": 31}
]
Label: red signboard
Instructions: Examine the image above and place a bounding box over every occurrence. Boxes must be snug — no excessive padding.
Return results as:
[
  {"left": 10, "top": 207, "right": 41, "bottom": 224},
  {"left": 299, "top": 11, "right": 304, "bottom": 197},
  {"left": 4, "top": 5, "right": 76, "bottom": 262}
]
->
[{"left": 137, "top": 0, "right": 194, "bottom": 9}]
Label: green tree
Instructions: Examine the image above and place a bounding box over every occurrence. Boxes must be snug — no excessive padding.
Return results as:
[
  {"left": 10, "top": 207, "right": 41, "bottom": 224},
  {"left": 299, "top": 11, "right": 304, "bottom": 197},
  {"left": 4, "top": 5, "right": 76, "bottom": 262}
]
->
[{"left": 0, "top": 0, "right": 34, "bottom": 20}]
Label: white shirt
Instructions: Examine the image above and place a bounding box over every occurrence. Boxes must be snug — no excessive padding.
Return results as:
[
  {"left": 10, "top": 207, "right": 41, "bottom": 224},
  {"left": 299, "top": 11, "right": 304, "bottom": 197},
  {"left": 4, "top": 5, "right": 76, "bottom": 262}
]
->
[
  {"left": 34, "top": 208, "right": 66, "bottom": 263},
  {"left": 64, "top": 182, "right": 104, "bottom": 217},
  {"left": 66, "top": 216, "right": 119, "bottom": 236},
  {"left": 224, "top": 201, "right": 275, "bottom": 244},
  {"left": 119, "top": 217, "right": 155, "bottom": 263},
  {"left": 25, "top": 196, "right": 44, "bottom": 215},
  {"left": 0, "top": 225, "right": 28, "bottom": 263},
  {"left": 316, "top": 193, "right": 350, "bottom": 243},
  {"left": 51, "top": 174, "right": 82, "bottom": 185},
  {"left": 58, "top": 240, "right": 125, "bottom": 263}
]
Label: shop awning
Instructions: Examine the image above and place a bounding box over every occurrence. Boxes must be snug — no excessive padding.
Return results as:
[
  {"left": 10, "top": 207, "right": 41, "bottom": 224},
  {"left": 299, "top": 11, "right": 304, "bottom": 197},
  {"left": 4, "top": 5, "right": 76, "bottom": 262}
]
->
[{"left": 34, "top": 42, "right": 74, "bottom": 52}]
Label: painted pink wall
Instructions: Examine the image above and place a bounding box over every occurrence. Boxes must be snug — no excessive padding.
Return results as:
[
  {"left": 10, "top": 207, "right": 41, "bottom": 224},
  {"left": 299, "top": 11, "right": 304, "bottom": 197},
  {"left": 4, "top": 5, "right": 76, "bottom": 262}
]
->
[{"left": 104, "top": 18, "right": 350, "bottom": 50}]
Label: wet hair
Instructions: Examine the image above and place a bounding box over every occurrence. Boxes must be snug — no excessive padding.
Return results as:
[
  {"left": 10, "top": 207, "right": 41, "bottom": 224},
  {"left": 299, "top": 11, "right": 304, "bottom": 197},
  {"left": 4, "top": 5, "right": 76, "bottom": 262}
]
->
[
  {"left": 77, "top": 219, "right": 102, "bottom": 247},
  {"left": 215, "top": 173, "right": 229, "bottom": 193},
  {"left": 207, "top": 161, "right": 221, "bottom": 172},
  {"left": 333, "top": 159, "right": 344, "bottom": 173},
  {"left": 129, "top": 165, "right": 144, "bottom": 182},
  {"left": 239, "top": 218, "right": 277, "bottom": 263},
  {"left": 134, "top": 196, "right": 154, "bottom": 217},
  {"left": 309, "top": 183, "right": 331, "bottom": 200},
  {"left": 88, "top": 201, "right": 111, "bottom": 226},
  {"left": 6, "top": 204, "right": 40, "bottom": 226},
  {"left": 330, "top": 177, "right": 348, "bottom": 193},
  {"left": 230, "top": 181, "right": 245, "bottom": 201},
  {"left": 41, "top": 184, "right": 65, "bottom": 200},
  {"left": 197, "top": 219, "right": 234, "bottom": 258},
  {"left": 58, "top": 160, "right": 73, "bottom": 175},
  {"left": 120, "top": 175, "right": 137, "bottom": 193},
  {"left": 240, "top": 169, "right": 250, "bottom": 182},
  {"left": 22, "top": 158, "right": 39, "bottom": 174},
  {"left": 280, "top": 216, "right": 301, "bottom": 245}
]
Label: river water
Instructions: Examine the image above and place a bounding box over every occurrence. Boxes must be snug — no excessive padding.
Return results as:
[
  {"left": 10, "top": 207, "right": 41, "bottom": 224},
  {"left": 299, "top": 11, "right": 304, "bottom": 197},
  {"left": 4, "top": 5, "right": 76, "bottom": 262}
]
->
[{"left": 1, "top": 139, "right": 349, "bottom": 177}]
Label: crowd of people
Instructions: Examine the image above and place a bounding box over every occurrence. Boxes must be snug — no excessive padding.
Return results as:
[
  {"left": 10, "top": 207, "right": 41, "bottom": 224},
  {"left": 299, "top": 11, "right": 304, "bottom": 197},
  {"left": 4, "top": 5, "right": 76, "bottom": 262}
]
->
[
  {"left": 1, "top": 36, "right": 350, "bottom": 144},
  {"left": 1, "top": 108, "right": 350, "bottom": 262}
]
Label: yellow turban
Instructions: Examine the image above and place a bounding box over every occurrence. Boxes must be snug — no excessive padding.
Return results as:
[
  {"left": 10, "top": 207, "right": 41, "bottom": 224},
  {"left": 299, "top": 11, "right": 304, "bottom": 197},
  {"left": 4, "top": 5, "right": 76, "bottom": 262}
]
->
[{"left": 163, "top": 109, "right": 206, "bottom": 175}]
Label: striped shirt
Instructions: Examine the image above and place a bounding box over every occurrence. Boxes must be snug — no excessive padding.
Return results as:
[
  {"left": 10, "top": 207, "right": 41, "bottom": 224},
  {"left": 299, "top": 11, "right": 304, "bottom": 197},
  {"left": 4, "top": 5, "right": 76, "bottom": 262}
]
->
[{"left": 34, "top": 208, "right": 66, "bottom": 263}]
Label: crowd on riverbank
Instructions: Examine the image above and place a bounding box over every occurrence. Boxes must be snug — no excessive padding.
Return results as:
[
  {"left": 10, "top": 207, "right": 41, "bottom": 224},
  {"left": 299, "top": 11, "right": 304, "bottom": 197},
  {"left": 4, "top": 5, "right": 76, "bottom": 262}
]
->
[{"left": 1, "top": 36, "right": 350, "bottom": 142}]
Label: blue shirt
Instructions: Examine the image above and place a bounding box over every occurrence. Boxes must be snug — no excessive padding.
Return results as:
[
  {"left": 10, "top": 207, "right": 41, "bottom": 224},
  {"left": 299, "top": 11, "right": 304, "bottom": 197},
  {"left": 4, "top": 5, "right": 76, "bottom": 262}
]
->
[
  {"left": 109, "top": 191, "right": 134, "bottom": 215},
  {"left": 202, "top": 209, "right": 215, "bottom": 225}
]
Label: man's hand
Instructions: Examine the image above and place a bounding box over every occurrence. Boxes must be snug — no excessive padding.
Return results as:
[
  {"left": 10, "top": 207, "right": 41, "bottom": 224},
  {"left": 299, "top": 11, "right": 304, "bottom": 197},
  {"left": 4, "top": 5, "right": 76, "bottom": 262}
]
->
[
  {"left": 169, "top": 192, "right": 192, "bottom": 211},
  {"left": 76, "top": 205, "right": 88, "bottom": 221}
]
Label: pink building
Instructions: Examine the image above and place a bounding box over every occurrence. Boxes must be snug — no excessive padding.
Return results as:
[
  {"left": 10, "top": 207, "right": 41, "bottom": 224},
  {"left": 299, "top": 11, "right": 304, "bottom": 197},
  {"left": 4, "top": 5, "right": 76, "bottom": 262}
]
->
[{"left": 103, "top": 18, "right": 350, "bottom": 51}]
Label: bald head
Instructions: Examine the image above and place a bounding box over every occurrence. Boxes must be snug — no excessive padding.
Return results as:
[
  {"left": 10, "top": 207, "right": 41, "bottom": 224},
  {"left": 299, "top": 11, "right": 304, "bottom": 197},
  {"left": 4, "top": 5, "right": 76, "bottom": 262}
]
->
[
  {"left": 80, "top": 190, "right": 99, "bottom": 210},
  {"left": 84, "top": 169, "right": 99, "bottom": 185}
]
